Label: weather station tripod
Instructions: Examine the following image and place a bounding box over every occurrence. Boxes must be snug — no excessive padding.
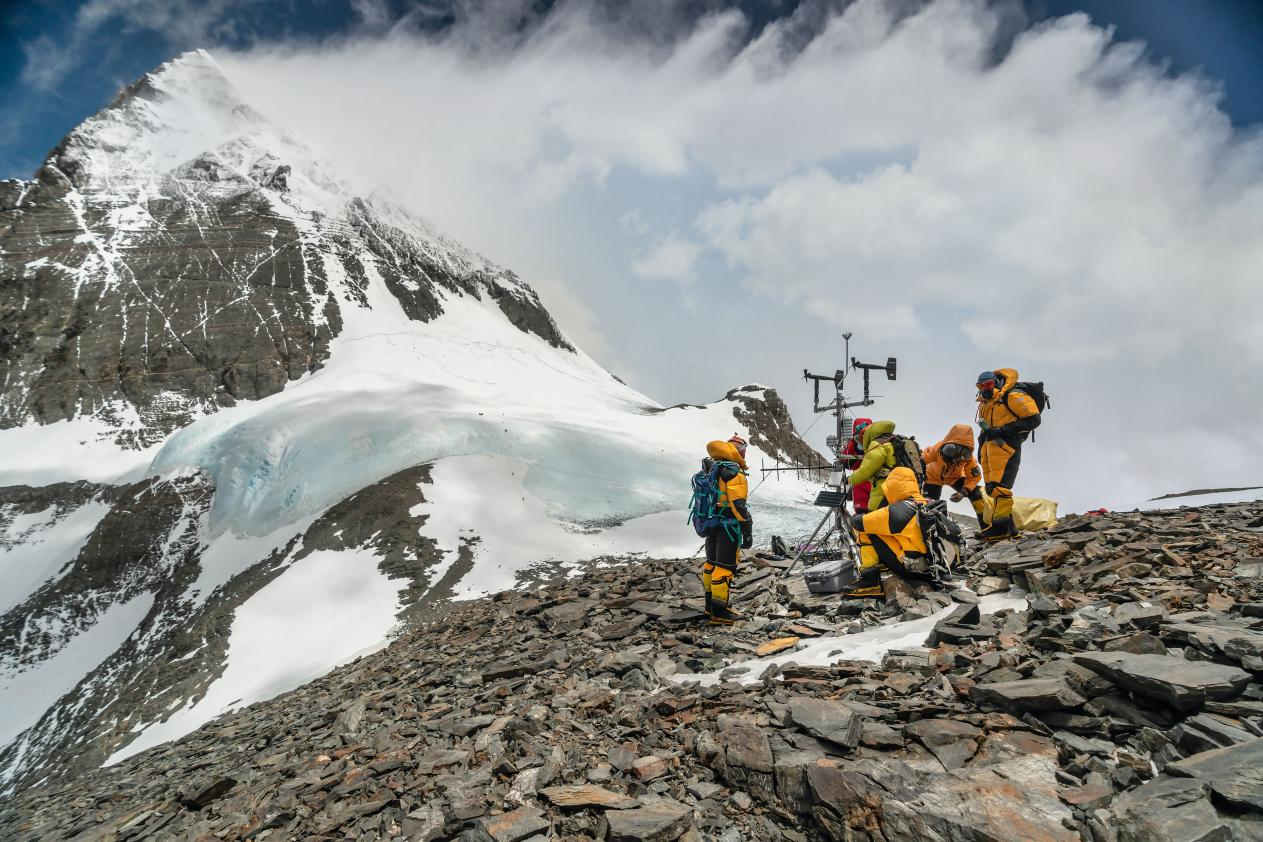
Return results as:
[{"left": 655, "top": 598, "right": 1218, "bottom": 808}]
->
[{"left": 772, "top": 333, "right": 899, "bottom": 579}]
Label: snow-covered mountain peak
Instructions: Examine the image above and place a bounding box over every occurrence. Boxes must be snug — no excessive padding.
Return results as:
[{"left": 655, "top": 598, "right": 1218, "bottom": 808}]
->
[
  {"left": 46, "top": 50, "right": 261, "bottom": 189},
  {"left": 2, "top": 49, "right": 578, "bottom": 443}
]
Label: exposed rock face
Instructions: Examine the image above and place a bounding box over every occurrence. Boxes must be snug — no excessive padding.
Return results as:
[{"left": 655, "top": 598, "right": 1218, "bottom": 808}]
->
[
  {"left": 726, "top": 384, "right": 827, "bottom": 471},
  {"left": 3, "top": 501, "right": 1261, "bottom": 840},
  {"left": 0, "top": 51, "right": 570, "bottom": 446}
]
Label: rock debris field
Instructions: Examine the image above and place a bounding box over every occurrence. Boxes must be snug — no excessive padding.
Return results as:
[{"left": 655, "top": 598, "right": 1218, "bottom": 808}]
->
[{"left": 3, "top": 501, "right": 1263, "bottom": 841}]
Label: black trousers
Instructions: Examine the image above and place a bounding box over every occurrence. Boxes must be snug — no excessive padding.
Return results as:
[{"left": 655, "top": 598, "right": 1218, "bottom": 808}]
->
[{"left": 704, "top": 527, "right": 739, "bottom": 572}]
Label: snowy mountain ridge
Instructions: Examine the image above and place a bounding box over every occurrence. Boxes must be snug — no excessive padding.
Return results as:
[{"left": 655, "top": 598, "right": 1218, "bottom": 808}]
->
[{"left": 0, "top": 51, "right": 823, "bottom": 793}]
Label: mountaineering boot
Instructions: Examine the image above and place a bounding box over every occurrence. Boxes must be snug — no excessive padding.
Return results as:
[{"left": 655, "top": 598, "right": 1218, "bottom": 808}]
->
[
  {"left": 708, "top": 569, "right": 743, "bottom": 625},
  {"left": 978, "top": 517, "right": 1015, "bottom": 541},
  {"left": 841, "top": 566, "right": 884, "bottom": 599},
  {"left": 978, "top": 495, "right": 1017, "bottom": 542},
  {"left": 702, "top": 566, "right": 714, "bottom": 618},
  {"left": 709, "top": 599, "right": 745, "bottom": 625},
  {"left": 971, "top": 497, "right": 988, "bottom": 529}
]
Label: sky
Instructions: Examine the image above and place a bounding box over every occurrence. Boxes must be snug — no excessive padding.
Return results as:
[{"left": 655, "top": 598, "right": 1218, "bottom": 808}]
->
[{"left": 2, "top": 0, "right": 1262, "bottom": 512}]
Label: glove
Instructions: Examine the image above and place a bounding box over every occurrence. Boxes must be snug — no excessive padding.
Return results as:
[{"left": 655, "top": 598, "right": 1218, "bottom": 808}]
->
[
  {"left": 950, "top": 491, "right": 965, "bottom": 503},
  {"left": 994, "top": 425, "right": 1019, "bottom": 445}
]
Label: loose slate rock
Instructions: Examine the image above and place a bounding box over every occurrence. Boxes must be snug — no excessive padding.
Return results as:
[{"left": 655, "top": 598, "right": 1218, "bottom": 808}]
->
[
  {"left": 1073, "top": 652, "right": 1251, "bottom": 711},
  {"left": 1112, "top": 777, "right": 1232, "bottom": 842},
  {"left": 633, "top": 756, "right": 668, "bottom": 782},
  {"left": 788, "top": 696, "right": 862, "bottom": 750},
  {"left": 177, "top": 776, "right": 236, "bottom": 810},
  {"left": 477, "top": 806, "right": 550, "bottom": 842},
  {"left": 541, "top": 785, "right": 639, "bottom": 810},
  {"left": 1166, "top": 737, "right": 1263, "bottom": 811},
  {"left": 755, "top": 636, "right": 800, "bottom": 656},
  {"left": 904, "top": 718, "right": 981, "bottom": 770},
  {"left": 605, "top": 800, "right": 693, "bottom": 842},
  {"left": 1059, "top": 783, "right": 1113, "bottom": 811},
  {"left": 968, "top": 678, "right": 1087, "bottom": 713}
]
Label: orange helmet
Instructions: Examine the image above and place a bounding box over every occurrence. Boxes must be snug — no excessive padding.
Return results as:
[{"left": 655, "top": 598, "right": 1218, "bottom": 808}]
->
[{"left": 728, "top": 434, "right": 748, "bottom": 456}]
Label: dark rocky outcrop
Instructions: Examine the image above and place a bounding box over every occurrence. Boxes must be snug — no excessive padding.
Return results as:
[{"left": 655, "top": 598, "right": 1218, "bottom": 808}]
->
[
  {"left": 727, "top": 385, "right": 827, "bottom": 473},
  {"left": 0, "top": 464, "right": 467, "bottom": 794}
]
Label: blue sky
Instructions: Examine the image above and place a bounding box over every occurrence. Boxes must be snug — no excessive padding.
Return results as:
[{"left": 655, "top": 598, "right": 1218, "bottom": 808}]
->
[
  {"left": 3, "top": 1, "right": 1261, "bottom": 179},
  {"left": 2, "top": 0, "right": 1262, "bottom": 508}
]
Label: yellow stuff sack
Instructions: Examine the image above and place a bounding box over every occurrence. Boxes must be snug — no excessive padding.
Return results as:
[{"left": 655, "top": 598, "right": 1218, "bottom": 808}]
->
[{"left": 981, "top": 495, "right": 1059, "bottom": 532}]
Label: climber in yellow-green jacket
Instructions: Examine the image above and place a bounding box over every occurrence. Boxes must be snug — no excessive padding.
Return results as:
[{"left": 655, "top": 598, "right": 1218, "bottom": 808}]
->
[{"left": 845, "top": 419, "right": 897, "bottom": 509}]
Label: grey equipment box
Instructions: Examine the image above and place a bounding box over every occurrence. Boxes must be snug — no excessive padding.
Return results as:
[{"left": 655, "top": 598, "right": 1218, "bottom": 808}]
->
[{"left": 801, "top": 557, "right": 858, "bottom": 594}]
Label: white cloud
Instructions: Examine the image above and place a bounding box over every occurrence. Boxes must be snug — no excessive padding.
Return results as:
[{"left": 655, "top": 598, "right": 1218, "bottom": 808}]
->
[
  {"left": 530, "top": 277, "right": 611, "bottom": 360},
  {"left": 632, "top": 231, "right": 703, "bottom": 286},
  {"left": 202, "top": 0, "right": 1263, "bottom": 507},
  {"left": 351, "top": 0, "right": 393, "bottom": 33},
  {"left": 21, "top": 0, "right": 262, "bottom": 91}
]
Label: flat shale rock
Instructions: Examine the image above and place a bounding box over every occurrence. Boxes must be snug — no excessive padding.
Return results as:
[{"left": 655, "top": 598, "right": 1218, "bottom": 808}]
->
[
  {"left": 477, "top": 806, "right": 550, "bottom": 842},
  {"left": 541, "top": 784, "right": 639, "bottom": 810},
  {"left": 176, "top": 776, "right": 236, "bottom": 810},
  {"left": 605, "top": 800, "right": 693, "bottom": 842},
  {"left": 1073, "top": 652, "right": 1252, "bottom": 711},
  {"left": 968, "top": 677, "right": 1087, "bottom": 712},
  {"left": 1113, "top": 777, "right": 1234, "bottom": 842},
  {"left": 806, "top": 755, "right": 1078, "bottom": 842},
  {"left": 904, "top": 719, "right": 981, "bottom": 770},
  {"left": 787, "top": 697, "right": 862, "bottom": 750},
  {"left": 756, "top": 636, "right": 801, "bottom": 656},
  {"left": 1166, "top": 737, "right": 1263, "bottom": 811},
  {"left": 633, "top": 756, "right": 669, "bottom": 782}
]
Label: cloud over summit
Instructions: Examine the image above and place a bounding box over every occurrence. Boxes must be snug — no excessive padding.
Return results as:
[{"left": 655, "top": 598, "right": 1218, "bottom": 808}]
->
[{"left": 209, "top": 0, "right": 1263, "bottom": 504}]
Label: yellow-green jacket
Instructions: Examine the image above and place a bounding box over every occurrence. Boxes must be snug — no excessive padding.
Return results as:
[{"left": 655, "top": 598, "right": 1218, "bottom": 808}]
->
[{"left": 847, "top": 419, "right": 897, "bottom": 506}]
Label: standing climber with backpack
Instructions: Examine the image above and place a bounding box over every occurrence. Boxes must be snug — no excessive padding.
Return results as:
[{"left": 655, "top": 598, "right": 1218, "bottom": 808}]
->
[
  {"left": 688, "top": 435, "right": 753, "bottom": 625},
  {"left": 845, "top": 420, "right": 925, "bottom": 510},
  {"left": 975, "top": 369, "right": 1045, "bottom": 541}
]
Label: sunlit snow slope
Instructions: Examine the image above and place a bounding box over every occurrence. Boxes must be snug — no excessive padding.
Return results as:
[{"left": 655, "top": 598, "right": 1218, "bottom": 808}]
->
[{"left": 0, "top": 51, "right": 822, "bottom": 790}]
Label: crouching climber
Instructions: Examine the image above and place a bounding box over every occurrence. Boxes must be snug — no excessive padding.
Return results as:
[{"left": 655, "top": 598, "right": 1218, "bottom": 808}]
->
[
  {"left": 701, "top": 435, "right": 753, "bottom": 625},
  {"left": 845, "top": 419, "right": 897, "bottom": 510},
  {"left": 842, "top": 467, "right": 928, "bottom": 599},
  {"left": 922, "top": 424, "right": 987, "bottom": 528},
  {"left": 975, "top": 369, "right": 1042, "bottom": 541}
]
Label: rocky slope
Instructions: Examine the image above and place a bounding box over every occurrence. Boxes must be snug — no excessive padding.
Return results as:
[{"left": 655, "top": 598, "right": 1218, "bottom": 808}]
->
[{"left": 3, "top": 500, "right": 1260, "bottom": 841}]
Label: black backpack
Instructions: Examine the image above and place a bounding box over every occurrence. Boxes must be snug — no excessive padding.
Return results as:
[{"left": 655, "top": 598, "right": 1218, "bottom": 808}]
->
[
  {"left": 884, "top": 434, "right": 927, "bottom": 488},
  {"left": 1006, "top": 381, "right": 1050, "bottom": 441},
  {"left": 916, "top": 499, "right": 964, "bottom": 575}
]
